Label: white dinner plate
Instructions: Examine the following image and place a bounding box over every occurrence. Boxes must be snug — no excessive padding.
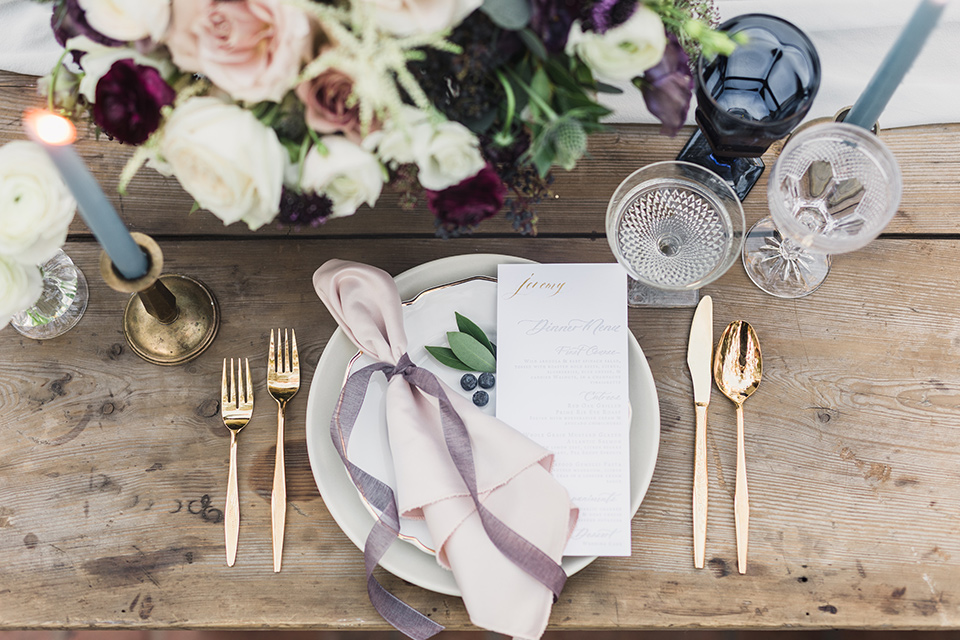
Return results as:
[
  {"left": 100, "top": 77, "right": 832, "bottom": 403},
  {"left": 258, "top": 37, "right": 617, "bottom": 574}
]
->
[{"left": 305, "top": 254, "right": 661, "bottom": 597}]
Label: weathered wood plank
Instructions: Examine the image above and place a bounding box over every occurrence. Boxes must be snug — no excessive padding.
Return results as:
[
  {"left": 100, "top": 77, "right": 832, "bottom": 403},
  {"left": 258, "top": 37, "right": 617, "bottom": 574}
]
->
[
  {"left": 2, "top": 71, "right": 958, "bottom": 238},
  {"left": 0, "top": 237, "right": 958, "bottom": 629}
]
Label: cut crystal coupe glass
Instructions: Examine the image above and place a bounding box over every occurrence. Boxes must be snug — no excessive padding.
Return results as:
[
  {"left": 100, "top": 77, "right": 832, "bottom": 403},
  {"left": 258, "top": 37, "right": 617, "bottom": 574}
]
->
[
  {"left": 743, "top": 122, "right": 903, "bottom": 298},
  {"left": 607, "top": 161, "right": 745, "bottom": 307},
  {"left": 10, "top": 249, "right": 88, "bottom": 339}
]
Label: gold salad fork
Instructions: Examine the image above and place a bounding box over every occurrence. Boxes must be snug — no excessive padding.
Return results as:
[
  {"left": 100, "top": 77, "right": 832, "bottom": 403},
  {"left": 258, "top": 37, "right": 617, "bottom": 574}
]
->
[
  {"left": 221, "top": 357, "right": 253, "bottom": 567},
  {"left": 267, "top": 329, "right": 300, "bottom": 572}
]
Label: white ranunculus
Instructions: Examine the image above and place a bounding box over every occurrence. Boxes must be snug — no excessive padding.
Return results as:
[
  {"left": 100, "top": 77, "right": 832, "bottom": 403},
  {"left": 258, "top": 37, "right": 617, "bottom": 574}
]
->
[
  {"left": 412, "top": 119, "right": 485, "bottom": 191},
  {"left": 363, "top": 105, "right": 429, "bottom": 167},
  {"left": 0, "top": 141, "right": 76, "bottom": 266},
  {"left": 366, "top": 0, "right": 482, "bottom": 36},
  {"left": 565, "top": 6, "right": 667, "bottom": 81},
  {"left": 0, "top": 256, "right": 42, "bottom": 330},
  {"left": 301, "top": 136, "right": 384, "bottom": 218},
  {"left": 67, "top": 36, "right": 173, "bottom": 102},
  {"left": 156, "top": 97, "right": 285, "bottom": 230},
  {"left": 78, "top": 0, "right": 171, "bottom": 42}
]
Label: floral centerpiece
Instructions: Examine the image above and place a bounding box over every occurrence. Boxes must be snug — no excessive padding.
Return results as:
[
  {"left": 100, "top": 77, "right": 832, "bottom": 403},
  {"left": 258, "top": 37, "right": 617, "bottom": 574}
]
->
[{"left": 41, "top": 0, "right": 733, "bottom": 235}]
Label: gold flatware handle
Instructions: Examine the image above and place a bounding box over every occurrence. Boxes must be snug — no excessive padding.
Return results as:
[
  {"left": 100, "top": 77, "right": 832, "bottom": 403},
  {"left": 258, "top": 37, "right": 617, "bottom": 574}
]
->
[
  {"left": 735, "top": 403, "right": 749, "bottom": 574},
  {"left": 271, "top": 403, "right": 287, "bottom": 572},
  {"left": 226, "top": 430, "right": 239, "bottom": 566},
  {"left": 693, "top": 403, "right": 708, "bottom": 569}
]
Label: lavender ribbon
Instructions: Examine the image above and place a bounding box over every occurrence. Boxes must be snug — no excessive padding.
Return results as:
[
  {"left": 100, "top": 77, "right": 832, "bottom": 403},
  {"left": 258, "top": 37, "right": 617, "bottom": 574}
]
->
[{"left": 331, "top": 354, "right": 567, "bottom": 640}]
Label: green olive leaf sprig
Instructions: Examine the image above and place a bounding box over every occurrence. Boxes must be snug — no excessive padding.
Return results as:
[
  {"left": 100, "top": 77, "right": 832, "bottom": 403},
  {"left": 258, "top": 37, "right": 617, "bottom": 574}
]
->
[{"left": 425, "top": 312, "right": 497, "bottom": 373}]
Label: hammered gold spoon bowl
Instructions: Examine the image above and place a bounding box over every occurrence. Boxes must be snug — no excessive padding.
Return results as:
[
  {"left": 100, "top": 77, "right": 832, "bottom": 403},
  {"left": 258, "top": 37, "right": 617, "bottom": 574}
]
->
[{"left": 713, "top": 321, "right": 762, "bottom": 574}]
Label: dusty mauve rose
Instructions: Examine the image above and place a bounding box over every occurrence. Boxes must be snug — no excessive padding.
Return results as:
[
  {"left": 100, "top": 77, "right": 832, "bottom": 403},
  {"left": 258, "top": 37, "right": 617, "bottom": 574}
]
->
[
  {"left": 637, "top": 33, "right": 693, "bottom": 137},
  {"left": 94, "top": 59, "right": 176, "bottom": 144},
  {"left": 426, "top": 163, "right": 506, "bottom": 229},
  {"left": 165, "top": 0, "right": 312, "bottom": 103},
  {"left": 295, "top": 70, "right": 364, "bottom": 143}
]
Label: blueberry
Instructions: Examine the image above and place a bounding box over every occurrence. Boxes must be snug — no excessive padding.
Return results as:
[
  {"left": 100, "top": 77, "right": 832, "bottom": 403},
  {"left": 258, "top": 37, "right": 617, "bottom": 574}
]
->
[
  {"left": 460, "top": 374, "right": 477, "bottom": 391},
  {"left": 472, "top": 390, "right": 489, "bottom": 407},
  {"left": 478, "top": 372, "right": 495, "bottom": 389}
]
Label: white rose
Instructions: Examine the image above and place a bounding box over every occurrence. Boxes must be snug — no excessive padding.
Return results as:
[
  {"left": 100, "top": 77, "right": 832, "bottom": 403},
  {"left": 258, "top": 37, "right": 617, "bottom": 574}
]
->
[
  {"left": 412, "top": 119, "right": 484, "bottom": 191},
  {"left": 364, "top": 105, "right": 429, "bottom": 167},
  {"left": 0, "top": 141, "right": 76, "bottom": 266},
  {"left": 67, "top": 36, "right": 173, "bottom": 103},
  {"left": 301, "top": 136, "right": 384, "bottom": 218},
  {"left": 156, "top": 97, "right": 285, "bottom": 230},
  {"left": 77, "top": 0, "right": 171, "bottom": 42},
  {"left": 565, "top": 6, "right": 667, "bottom": 81},
  {"left": 366, "top": 0, "right": 482, "bottom": 36},
  {"left": 0, "top": 256, "right": 42, "bottom": 330}
]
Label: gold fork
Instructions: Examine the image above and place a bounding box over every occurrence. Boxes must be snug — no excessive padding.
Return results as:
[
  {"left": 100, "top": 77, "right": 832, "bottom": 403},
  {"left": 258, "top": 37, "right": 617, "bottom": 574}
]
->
[
  {"left": 221, "top": 357, "right": 253, "bottom": 567},
  {"left": 267, "top": 329, "right": 300, "bottom": 572}
]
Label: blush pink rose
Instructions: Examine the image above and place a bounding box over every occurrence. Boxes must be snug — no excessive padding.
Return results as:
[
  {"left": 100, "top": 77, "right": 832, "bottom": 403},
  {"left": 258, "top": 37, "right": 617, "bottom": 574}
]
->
[
  {"left": 295, "top": 69, "right": 366, "bottom": 143},
  {"left": 165, "top": 0, "right": 312, "bottom": 103}
]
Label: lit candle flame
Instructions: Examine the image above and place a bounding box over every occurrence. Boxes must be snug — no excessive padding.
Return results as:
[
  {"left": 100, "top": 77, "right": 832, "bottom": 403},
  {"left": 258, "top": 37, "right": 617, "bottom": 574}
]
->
[{"left": 24, "top": 109, "right": 77, "bottom": 146}]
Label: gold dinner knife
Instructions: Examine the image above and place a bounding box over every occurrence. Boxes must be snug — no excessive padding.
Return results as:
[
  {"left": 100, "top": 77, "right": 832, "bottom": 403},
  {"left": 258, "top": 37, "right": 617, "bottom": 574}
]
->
[{"left": 686, "top": 295, "right": 713, "bottom": 569}]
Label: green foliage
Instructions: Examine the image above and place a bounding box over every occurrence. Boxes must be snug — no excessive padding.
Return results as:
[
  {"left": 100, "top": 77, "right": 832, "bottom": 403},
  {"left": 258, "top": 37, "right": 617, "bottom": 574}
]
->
[
  {"left": 480, "top": 0, "right": 531, "bottom": 30},
  {"left": 424, "top": 346, "right": 476, "bottom": 371},
  {"left": 426, "top": 313, "right": 497, "bottom": 372},
  {"left": 447, "top": 332, "right": 497, "bottom": 373}
]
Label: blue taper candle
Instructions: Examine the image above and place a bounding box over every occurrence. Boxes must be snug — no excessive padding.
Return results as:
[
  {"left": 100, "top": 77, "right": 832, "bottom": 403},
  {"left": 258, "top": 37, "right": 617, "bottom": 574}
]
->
[
  {"left": 845, "top": 0, "right": 948, "bottom": 130},
  {"left": 25, "top": 111, "right": 149, "bottom": 280}
]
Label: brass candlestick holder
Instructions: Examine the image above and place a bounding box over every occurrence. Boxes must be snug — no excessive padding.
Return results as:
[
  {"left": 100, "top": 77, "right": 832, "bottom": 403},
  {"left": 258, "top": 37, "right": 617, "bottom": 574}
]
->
[{"left": 100, "top": 232, "right": 219, "bottom": 365}]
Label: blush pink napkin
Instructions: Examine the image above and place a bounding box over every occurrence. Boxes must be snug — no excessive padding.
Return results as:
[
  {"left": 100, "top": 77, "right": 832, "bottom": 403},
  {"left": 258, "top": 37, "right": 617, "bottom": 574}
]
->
[{"left": 314, "top": 260, "right": 578, "bottom": 640}]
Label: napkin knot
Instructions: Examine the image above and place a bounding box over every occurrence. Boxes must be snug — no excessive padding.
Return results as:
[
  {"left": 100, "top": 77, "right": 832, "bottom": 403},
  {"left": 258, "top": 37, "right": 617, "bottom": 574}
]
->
[{"left": 386, "top": 353, "right": 417, "bottom": 381}]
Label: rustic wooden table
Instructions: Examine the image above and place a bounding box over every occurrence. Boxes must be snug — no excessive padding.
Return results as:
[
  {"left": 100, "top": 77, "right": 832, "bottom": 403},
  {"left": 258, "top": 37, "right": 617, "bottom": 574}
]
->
[{"left": 2, "top": 69, "right": 959, "bottom": 631}]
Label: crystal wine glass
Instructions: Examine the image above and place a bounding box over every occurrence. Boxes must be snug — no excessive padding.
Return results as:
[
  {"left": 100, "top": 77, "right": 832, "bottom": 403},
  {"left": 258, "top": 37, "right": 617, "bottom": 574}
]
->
[
  {"left": 10, "top": 249, "right": 88, "bottom": 339},
  {"left": 678, "top": 14, "right": 821, "bottom": 200},
  {"left": 742, "top": 122, "right": 902, "bottom": 298},
  {"left": 606, "top": 161, "right": 745, "bottom": 306}
]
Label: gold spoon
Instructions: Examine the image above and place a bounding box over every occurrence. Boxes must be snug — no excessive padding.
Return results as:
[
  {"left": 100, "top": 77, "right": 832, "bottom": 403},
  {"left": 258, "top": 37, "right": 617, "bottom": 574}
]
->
[{"left": 713, "top": 321, "right": 762, "bottom": 574}]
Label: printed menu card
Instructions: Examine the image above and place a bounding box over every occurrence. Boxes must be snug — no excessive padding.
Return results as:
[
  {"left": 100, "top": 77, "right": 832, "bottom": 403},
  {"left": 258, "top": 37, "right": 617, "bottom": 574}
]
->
[{"left": 496, "top": 263, "right": 631, "bottom": 556}]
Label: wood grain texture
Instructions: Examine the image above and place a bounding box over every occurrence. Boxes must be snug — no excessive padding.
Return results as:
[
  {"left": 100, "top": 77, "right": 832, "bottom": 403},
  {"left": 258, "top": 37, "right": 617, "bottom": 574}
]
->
[
  {"left": 1, "top": 237, "right": 960, "bottom": 629},
  {"left": 1, "top": 71, "right": 959, "bottom": 238}
]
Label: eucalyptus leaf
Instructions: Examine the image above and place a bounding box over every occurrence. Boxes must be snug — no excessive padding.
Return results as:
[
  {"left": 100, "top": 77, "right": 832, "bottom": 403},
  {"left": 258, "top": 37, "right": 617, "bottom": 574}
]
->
[
  {"left": 455, "top": 312, "right": 496, "bottom": 357},
  {"left": 447, "top": 332, "right": 497, "bottom": 373},
  {"left": 480, "top": 0, "right": 531, "bottom": 30},
  {"left": 596, "top": 81, "right": 624, "bottom": 94},
  {"left": 424, "top": 346, "right": 474, "bottom": 371}
]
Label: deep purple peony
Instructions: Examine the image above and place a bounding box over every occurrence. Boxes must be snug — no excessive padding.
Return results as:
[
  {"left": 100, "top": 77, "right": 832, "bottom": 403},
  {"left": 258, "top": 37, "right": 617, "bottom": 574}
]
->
[
  {"left": 587, "top": 0, "right": 638, "bottom": 34},
  {"left": 638, "top": 34, "right": 694, "bottom": 137},
  {"left": 530, "top": 0, "right": 588, "bottom": 53},
  {"left": 93, "top": 59, "right": 176, "bottom": 145},
  {"left": 427, "top": 164, "right": 507, "bottom": 229},
  {"left": 51, "top": 0, "right": 123, "bottom": 49}
]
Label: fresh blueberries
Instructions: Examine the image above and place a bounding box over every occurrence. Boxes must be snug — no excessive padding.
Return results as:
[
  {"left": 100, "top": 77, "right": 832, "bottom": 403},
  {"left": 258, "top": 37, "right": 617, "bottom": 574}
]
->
[
  {"left": 478, "top": 372, "right": 496, "bottom": 389},
  {"left": 472, "top": 390, "right": 489, "bottom": 407},
  {"left": 460, "top": 374, "right": 478, "bottom": 391}
]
